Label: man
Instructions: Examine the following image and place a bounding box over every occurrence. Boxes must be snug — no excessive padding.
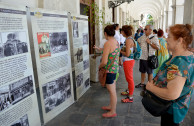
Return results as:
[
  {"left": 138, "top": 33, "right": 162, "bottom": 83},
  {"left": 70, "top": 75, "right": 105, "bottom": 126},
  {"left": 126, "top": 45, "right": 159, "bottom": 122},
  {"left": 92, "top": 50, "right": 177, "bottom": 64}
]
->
[
  {"left": 135, "top": 25, "right": 160, "bottom": 88},
  {"left": 134, "top": 28, "right": 143, "bottom": 41}
]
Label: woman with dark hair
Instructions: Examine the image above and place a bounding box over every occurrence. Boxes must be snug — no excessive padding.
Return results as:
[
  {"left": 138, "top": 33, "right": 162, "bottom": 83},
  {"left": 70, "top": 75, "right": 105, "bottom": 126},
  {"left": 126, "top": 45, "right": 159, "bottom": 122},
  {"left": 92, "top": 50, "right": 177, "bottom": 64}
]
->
[
  {"left": 153, "top": 29, "right": 169, "bottom": 77},
  {"left": 99, "top": 25, "right": 120, "bottom": 118},
  {"left": 146, "top": 24, "right": 194, "bottom": 126},
  {"left": 120, "top": 25, "right": 135, "bottom": 103}
]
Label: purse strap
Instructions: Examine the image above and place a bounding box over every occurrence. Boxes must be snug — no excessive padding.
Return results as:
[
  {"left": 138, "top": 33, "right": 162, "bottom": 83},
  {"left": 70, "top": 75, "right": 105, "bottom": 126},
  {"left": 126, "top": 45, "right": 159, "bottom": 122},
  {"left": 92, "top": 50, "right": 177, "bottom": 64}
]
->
[
  {"left": 173, "top": 90, "right": 192, "bottom": 103},
  {"left": 147, "top": 36, "right": 158, "bottom": 56}
]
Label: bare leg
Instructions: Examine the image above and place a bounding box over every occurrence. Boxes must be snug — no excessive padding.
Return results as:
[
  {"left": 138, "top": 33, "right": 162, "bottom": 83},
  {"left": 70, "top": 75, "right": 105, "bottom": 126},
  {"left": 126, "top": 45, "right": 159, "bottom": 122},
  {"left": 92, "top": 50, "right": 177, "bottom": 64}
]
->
[
  {"left": 148, "top": 74, "right": 153, "bottom": 82},
  {"left": 106, "top": 81, "right": 117, "bottom": 114},
  {"left": 141, "top": 73, "right": 146, "bottom": 84}
]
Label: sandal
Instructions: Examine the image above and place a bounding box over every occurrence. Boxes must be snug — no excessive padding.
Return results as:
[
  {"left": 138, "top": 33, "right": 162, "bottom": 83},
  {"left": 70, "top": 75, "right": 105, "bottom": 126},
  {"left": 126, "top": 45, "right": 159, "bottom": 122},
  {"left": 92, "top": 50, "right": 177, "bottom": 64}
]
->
[
  {"left": 101, "top": 106, "right": 111, "bottom": 111},
  {"left": 102, "top": 113, "right": 117, "bottom": 118},
  {"left": 135, "top": 83, "right": 145, "bottom": 88},
  {"left": 121, "top": 97, "right": 133, "bottom": 103},
  {"left": 121, "top": 90, "right": 129, "bottom": 96}
]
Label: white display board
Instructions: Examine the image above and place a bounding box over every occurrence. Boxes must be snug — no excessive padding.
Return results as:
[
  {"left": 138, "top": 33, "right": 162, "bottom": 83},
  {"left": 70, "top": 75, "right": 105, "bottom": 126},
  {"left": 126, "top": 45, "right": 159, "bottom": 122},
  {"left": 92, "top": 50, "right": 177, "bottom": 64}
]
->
[
  {"left": 0, "top": 3, "right": 41, "bottom": 126},
  {"left": 71, "top": 15, "right": 90, "bottom": 100},
  {"left": 29, "top": 8, "right": 74, "bottom": 124}
]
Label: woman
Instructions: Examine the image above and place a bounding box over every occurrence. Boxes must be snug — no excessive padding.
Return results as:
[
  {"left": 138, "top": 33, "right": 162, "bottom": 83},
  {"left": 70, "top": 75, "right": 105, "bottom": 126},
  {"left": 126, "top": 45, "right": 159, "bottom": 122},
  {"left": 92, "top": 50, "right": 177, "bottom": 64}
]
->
[
  {"left": 99, "top": 25, "right": 120, "bottom": 118},
  {"left": 120, "top": 25, "right": 135, "bottom": 103},
  {"left": 146, "top": 24, "right": 194, "bottom": 126},
  {"left": 153, "top": 29, "right": 169, "bottom": 77}
]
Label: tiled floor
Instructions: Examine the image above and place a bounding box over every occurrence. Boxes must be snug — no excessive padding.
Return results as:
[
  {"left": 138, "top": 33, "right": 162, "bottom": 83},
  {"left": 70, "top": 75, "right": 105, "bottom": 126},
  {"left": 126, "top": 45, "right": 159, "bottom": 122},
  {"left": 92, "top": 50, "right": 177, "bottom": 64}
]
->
[{"left": 45, "top": 61, "right": 194, "bottom": 126}]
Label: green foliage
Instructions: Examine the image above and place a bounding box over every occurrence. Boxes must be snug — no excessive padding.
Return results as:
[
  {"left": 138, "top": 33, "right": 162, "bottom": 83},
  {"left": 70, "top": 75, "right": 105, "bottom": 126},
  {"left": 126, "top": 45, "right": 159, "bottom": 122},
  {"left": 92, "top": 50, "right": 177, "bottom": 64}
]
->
[
  {"left": 146, "top": 14, "right": 153, "bottom": 25},
  {"left": 84, "top": 2, "right": 109, "bottom": 29}
]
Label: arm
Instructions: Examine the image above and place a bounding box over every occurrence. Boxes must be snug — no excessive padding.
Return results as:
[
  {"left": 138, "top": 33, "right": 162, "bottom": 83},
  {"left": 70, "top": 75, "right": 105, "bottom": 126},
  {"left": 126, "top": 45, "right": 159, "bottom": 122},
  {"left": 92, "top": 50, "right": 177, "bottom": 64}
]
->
[
  {"left": 120, "top": 39, "right": 134, "bottom": 57},
  {"left": 146, "top": 38, "right": 159, "bottom": 50},
  {"left": 146, "top": 76, "right": 186, "bottom": 100},
  {"left": 93, "top": 45, "right": 103, "bottom": 51},
  {"left": 99, "top": 42, "right": 110, "bottom": 69}
]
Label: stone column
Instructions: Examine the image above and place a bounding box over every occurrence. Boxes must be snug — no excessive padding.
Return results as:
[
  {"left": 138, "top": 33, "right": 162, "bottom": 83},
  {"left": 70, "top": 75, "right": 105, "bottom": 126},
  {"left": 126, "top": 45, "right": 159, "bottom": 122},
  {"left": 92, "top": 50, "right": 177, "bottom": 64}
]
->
[
  {"left": 167, "top": 11, "right": 173, "bottom": 27},
  {"left": 114, "top": 7, "right": 120, "bottom": 24},
  {"left": 175, "top": 5, "right": 184, "bottom": 24}
]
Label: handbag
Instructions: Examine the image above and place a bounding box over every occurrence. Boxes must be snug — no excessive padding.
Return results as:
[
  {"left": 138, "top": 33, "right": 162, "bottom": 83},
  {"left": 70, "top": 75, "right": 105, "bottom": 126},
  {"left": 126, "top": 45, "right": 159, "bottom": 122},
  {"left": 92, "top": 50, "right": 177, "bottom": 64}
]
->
[
  {"left": 147, "top": 36, "right": 158, "bottom": 69},
  {"left": 98, "top": 55, "right": 117, "bottom": 87},
  {"left": 141, "top": 90, "right": 190, "bottom": 117}
]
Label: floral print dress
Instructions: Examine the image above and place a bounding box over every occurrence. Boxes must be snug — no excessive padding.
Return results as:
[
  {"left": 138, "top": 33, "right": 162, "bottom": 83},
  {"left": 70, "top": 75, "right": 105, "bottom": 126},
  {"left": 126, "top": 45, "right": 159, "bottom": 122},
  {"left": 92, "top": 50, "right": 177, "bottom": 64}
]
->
[{"left": 153, "top": 54, "right": 194, "bottom": 123}]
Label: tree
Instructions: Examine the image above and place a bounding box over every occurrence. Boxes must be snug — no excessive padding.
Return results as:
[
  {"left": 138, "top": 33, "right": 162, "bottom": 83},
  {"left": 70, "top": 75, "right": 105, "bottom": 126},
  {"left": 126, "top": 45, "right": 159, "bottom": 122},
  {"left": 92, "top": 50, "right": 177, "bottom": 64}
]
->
[{"left": 146, "top": 14, "right": 153, "bottom": 25}]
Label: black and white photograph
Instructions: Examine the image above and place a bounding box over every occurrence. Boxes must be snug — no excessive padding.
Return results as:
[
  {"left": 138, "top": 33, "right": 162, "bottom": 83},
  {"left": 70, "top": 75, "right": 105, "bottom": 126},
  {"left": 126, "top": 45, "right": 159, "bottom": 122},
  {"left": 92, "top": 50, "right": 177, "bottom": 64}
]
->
[
  {"left": 83, "top": 59, "right": 89, "bottom": 70},
  {"left": 74, "top": 47, "right": 83, "bottom": 64},
  {"left": 11, "top": 114, "right": 29, "bottom": 126},
  {"left": 84, "top": 78, "right": 90, "bottom": 88},
  {"left": 0, "top": 32, "right": 28, "bottom": 59},
  {"left": 50, "top": 32, "right": 68, "bottom": 54},
  {"left": 76, "top": 73, "right": 83, "bottom": 87},
  {"left": 0, "top": 76, "right": 34, "bottom": 112},
  {"left": 82, "top": 33, "right": 88, "bottom": 45},
  {"left": 73, "top": 22, "right": 79, "bottom": 38},
  {"left": 42, "top": 73, "right": 71, "bottom": 113}
]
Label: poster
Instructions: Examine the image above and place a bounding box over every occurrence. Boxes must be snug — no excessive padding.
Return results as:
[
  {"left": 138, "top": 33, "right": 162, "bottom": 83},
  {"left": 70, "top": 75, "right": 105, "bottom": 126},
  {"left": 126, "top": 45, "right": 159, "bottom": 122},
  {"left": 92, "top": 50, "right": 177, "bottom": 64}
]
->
[
  {"left": 0, "top": 3, "right": 41, "bottom": 126},
  {"left": 29, "top": 8, "right": 74, "bottom": 124},
  {"left": 71, "top": 15, "right": 90, "bottom": 99}
]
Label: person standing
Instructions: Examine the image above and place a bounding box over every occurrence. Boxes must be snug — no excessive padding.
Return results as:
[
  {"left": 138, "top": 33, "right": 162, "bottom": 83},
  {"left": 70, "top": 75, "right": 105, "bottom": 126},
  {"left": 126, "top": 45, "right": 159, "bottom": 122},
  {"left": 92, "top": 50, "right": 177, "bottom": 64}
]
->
[
  {"left": 120, "top": 25, "right": 135, "bottom": 103},
  {"left": 153, "top": 29, "right": 169, "bottom": 77},
  {"left": 134, "top": 28, "right": 143, "bottom": 41},
  {"left": 135, "top": 25, "right": 160, "bottom": 88},
  {"left": 99, "top": 25, "right": 120, "bottom": 118},
  {"left": 146, "top": 24, "right": 194, "bottom": 126},
  {"left": 113, "top": 24, "right": 120, "bottom": 44}
]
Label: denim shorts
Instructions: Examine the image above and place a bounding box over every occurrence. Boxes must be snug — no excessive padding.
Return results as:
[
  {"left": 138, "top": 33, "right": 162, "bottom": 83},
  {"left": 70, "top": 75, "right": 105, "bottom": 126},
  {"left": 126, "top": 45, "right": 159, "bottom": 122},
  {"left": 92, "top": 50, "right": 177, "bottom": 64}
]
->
[{"left": 106, "top": 73, "right": 117, "bottom": 84}]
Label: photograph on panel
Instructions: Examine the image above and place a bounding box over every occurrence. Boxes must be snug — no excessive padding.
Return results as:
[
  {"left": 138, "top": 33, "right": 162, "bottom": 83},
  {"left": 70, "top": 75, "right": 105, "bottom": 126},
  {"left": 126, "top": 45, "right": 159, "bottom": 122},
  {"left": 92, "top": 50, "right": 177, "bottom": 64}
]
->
[
  {"left": 72, "top": 22, "right": 79, "bottom": 38},
  {"left": 83, "top": 59, "right": 89, "bottom": 70},
  {"left": 11, "top": 114, "right": 29, "bottom": 126},
  {"left": 49, "top": 32, "right": 68, "bottom": 54},
  {"left": 84, "top": 78, "right": 90, "bottom": 88},
  {"left": 0, "top": 76, "right": 34, "bottom": 112},
  {"left": 37, "top": 32, "right": 51, "bottom": 59},
  {"left": 42, "top": 73, "right": 71, "bottom": 113},
  {"left": 74, "top": 47, "right": 83, "bottom": 64},
  {"left": 76, "top": 73, "right": 83, "bottom": 88},
  {"left": 0, "top": 32, "right": 28, "bottom": 59},
  {"left": 82, "top": 33, "right": 88, "bottom": 45}
]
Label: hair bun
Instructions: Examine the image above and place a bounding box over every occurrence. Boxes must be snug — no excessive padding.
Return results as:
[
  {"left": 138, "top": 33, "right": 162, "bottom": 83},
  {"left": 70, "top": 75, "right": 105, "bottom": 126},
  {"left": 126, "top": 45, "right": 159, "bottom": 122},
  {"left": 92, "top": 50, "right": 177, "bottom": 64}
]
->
[{"left": 185, "top": 24, "right": 192, "bottom": 31}]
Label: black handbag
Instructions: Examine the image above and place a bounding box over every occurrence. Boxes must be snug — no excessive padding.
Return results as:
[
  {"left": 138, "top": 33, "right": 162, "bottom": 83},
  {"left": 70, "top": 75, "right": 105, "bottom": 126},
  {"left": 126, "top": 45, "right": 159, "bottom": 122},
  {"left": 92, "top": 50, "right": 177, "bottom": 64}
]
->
[
  {"left": 147, "top": 36, "right": 158, "bottom": 69},
  {"left": 141, "top": 90, "right": 190, "bottom": 117}
]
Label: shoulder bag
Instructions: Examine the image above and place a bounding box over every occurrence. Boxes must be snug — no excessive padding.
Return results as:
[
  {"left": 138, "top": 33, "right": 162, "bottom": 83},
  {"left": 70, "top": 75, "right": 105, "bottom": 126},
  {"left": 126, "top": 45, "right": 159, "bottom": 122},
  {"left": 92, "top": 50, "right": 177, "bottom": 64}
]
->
[
  {"left": 147, "top": 36, "right": 158, "bottom": 69},
  {"left": 98, "top": 54, "right": 117, "bottom": 87},
  {"left": 141, "top": 90, "right": 191, "bottom": 117}
]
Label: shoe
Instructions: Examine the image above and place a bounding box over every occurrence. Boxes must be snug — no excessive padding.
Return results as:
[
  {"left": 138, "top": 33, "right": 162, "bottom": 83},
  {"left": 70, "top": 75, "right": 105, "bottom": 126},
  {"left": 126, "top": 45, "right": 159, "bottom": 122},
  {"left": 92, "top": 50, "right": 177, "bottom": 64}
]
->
[
  {"left": 121, "top": 97, "right": 133, "bottom": 103},
  {"left": 135, "top": 83, "right": 145, "bottom": 88},
  {"left": 102, "top": 113, "right": 117, "bottom": 118},
  {"left": 101, "top": 106, "right": 111, "bottom": 111},
  {"left": 121, "top": 90, "right": 129, "bottom": 96}
]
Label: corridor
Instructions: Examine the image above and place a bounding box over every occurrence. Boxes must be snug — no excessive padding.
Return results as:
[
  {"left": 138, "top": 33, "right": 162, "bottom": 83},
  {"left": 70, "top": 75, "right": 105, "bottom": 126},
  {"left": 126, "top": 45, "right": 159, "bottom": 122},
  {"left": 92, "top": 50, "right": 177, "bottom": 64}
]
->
[{"left": 46, "top": 62, "right": 194, "bottom": 126}]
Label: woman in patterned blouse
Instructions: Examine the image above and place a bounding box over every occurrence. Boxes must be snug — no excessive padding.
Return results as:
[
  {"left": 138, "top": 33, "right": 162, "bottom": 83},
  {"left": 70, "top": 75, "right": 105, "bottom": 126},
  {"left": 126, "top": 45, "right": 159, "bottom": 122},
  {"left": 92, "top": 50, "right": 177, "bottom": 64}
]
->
[{"left": 145, "top": 24, "right": 194, "bottom": 126}]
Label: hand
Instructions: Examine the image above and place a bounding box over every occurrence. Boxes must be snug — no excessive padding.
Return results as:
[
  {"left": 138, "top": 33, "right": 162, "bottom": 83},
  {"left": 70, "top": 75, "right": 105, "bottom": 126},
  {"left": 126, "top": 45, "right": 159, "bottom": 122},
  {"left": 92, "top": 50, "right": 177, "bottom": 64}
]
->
[
  {"left": 146, "top": 80, "right": 154, "bottom": 91},
  {"left": 93, "top": 45, "right": 99, "bottom": 50},
  {"left": 146, "top": 38, "right": 151, "bottom": 44}
]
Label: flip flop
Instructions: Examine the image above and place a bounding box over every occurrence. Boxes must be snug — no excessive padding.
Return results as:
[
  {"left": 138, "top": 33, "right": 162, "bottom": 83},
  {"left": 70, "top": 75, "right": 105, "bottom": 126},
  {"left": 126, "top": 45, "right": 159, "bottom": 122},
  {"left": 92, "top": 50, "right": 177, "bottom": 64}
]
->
[
  {"left": 121, "top": 90, "right": 129, "bottom": 96},
  {"left": 101, "top": 106, "right": 111, "bottom": 111},
  {"left": 102, "top": 113, "right": 117, "bottom": 118},
  {"left": 121, "top": 97, "right": 133, "bottom": 103},
  {"left": 135, "top": 83, "right": 145, "bottom": 88}
]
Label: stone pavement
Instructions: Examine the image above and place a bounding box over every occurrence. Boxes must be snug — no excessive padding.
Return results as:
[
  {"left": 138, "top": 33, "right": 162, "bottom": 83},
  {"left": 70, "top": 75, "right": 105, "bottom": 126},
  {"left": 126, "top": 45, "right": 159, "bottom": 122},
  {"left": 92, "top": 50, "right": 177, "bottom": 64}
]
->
[{"left": 46, "top": 61, "right": 194, "bottom": 126}]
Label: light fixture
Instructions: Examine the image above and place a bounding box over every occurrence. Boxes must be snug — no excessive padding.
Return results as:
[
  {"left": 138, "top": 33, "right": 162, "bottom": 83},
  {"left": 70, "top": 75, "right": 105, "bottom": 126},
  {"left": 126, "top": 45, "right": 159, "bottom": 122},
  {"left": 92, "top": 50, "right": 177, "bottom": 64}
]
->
[{"left": 108, "top": 0, "right": 134, "bottom": 8}]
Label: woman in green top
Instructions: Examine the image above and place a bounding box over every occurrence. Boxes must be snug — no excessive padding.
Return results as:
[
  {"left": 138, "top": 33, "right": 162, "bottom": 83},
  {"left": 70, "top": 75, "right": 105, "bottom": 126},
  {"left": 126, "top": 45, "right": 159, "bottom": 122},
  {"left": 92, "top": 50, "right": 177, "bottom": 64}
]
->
[
  {"left": 146, "top": 24, "right": 194, "bottom": 126},
  {"left": 99, "top": 25, "right": 120, "bottom": 118}
]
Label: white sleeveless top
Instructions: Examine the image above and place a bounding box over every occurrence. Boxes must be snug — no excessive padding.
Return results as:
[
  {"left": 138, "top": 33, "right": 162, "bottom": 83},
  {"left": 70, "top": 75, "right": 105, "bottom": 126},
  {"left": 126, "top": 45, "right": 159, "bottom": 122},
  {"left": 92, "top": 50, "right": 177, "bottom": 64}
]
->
[{"left": 122, "top": 37, "right": 134, "bottom": 62}]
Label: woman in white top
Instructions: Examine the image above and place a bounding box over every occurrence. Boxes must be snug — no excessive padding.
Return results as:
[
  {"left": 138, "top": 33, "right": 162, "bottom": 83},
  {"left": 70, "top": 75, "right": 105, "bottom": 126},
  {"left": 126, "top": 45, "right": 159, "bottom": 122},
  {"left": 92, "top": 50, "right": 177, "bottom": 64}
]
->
[{"left": 113, "top": 24, "right": 120, "bottom": 44}]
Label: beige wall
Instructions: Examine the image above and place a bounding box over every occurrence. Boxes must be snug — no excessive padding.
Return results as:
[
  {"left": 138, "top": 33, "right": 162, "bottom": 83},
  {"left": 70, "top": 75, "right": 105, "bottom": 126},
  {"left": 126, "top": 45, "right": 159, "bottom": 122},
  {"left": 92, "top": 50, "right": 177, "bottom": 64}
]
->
[
  {"left": 44, "top": 0, "right": 80, "bottom": 14},
  {"left": 0, "top": 0, "right": 38, "bottom": 7}
]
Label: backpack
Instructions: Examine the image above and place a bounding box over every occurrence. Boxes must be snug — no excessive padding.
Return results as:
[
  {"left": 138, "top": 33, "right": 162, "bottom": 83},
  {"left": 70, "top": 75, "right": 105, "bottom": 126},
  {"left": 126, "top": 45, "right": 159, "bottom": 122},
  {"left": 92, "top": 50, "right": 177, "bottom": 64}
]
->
[{"left": 128, "top": 38, "right": 142, "bottom": 60}]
